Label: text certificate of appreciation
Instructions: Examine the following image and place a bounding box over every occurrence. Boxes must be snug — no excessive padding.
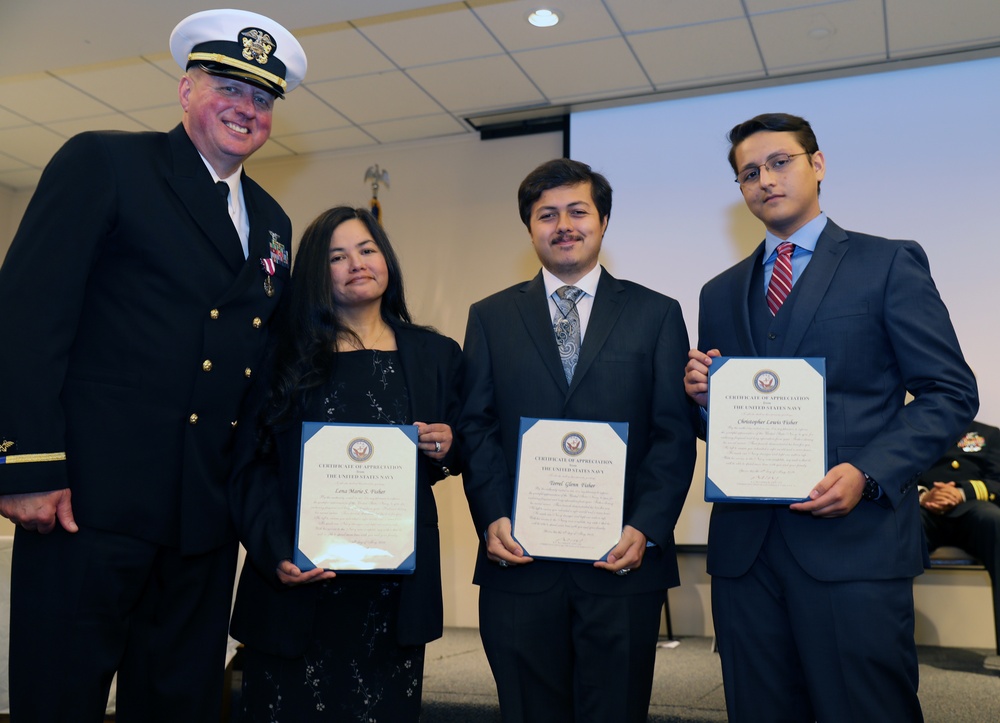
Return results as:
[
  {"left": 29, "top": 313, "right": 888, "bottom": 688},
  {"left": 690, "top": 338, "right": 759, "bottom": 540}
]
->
[
  {"left": 705, "top": 358, "right": 827, "bottom": 503},
  {"left": 511, "top": 417, "right": 628, "bottom": 562},
  {"left": 294, "top": 422, "right": 418, "bottom": 573}
]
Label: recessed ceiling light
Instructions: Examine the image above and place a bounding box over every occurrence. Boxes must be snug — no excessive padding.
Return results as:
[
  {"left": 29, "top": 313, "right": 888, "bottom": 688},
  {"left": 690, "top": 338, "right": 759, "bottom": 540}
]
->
[
  {"left": 528, "top": 9, "right": 560, "bottom": 28},
  {"left": 807, "top": 14, "right": 834, "bottom": 40}
]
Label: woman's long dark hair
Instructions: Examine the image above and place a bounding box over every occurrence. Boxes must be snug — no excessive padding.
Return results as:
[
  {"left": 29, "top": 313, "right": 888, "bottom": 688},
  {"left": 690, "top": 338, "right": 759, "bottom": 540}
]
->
[{"left": 262, "top": 206, "right": 417, "bottom": 430}]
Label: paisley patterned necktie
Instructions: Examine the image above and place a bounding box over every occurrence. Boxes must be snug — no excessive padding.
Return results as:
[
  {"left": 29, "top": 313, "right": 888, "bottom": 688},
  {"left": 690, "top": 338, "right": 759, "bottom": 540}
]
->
[{"left": 553, "top": 285, "right": 584, "bottom": 383}]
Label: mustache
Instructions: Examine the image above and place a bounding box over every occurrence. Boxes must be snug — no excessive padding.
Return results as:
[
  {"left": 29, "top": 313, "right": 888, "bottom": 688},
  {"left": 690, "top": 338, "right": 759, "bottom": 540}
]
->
[{"left": 553, "top": 232, "right": 583, "bottom": 243}]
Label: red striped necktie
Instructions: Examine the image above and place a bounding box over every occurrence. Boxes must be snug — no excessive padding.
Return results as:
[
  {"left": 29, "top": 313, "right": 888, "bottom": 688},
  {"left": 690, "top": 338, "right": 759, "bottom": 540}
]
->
[{"left": 766, "top": 241, "right": 795, "bottom": 315}]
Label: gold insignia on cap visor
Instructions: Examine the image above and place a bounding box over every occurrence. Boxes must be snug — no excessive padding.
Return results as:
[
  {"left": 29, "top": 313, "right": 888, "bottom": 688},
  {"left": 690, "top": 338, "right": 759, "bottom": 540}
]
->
[{"left": 241, "top": 28, "right": 274, "bottom": 64}]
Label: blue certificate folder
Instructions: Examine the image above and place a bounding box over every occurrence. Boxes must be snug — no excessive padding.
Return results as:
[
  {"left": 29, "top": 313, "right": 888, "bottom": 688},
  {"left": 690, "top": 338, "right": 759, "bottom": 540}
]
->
[
  {"left": 294, "top": 422, "right": 418, "bottom": 574},
  {"left": 512, "top": 417, "right": 629, "bottom": 563},
  {"left": 705, "top": 357, "right": 827, "bottom": 504}
]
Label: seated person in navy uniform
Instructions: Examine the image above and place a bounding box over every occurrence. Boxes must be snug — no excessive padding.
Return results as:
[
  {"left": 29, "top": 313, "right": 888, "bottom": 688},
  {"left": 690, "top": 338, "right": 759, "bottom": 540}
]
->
[{"left": 918, "top": 420, "right": 1000, "bottom": 651}]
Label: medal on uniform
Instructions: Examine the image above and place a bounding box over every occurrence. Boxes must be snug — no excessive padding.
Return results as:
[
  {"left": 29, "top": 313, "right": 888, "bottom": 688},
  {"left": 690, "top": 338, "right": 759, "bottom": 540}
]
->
[
  {"left": 269, "top": 232, "right": 289, "bottom": 268},
  {"left": 260, "top": 257, "right": 276, "bottom": 297}
]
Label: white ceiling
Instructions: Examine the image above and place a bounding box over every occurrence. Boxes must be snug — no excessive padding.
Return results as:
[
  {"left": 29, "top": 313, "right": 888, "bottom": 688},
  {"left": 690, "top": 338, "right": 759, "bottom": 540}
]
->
[{"left": 1, "top": 0, "right": 999, "bottom": 191}]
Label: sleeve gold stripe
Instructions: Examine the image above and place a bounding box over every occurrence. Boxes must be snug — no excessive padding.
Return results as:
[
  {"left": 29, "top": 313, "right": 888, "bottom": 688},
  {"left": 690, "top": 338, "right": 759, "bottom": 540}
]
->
[
  {"left": 970, "top": 479, "right": 988, "bottom": 502},
  {"left": 0, "top": 452, "right": 67, "bottom": 465},
  {"left": 187, "top": 52, "right": 287, "bottom": 90}
]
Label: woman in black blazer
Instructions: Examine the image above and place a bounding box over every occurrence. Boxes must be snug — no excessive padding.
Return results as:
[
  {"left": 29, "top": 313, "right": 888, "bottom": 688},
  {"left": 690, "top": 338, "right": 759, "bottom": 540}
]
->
[{"left": 229, "top": 206, "right": 462, "bottom": 721}]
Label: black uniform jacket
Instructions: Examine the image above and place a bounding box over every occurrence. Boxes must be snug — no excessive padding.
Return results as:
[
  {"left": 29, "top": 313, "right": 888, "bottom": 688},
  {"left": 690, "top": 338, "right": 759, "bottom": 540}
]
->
[
  {"left": 229, "top": 325, "right": 463, "bottom": 656},
  {"left": 0, "top": 124, "right": 291, "bottom": 554},
  {"left": 918, "top": 420, "right": 1000, "bottom": 505}
]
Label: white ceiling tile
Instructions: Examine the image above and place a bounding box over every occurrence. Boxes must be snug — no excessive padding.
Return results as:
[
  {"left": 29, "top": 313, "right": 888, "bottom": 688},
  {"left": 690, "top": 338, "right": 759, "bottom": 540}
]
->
[
  {"left": 270, "top": 89, "right": 351, "bottom": 136},
  {"left": 514, "top": 38, "right": 652, "bottom": 103},
  {"left": 0, "top": 73, "right": 115, "bottom": 124},
  {"left": 244, "top": 138, "right": 296, "bottom": 162},
  {"left": 144, "top": 53, "right": 182, "bottom": 81},
  {"left": 745, "top": 0, "right": 843, "bottom": 11},
  {"left": 0, "top": 125, "right": 67, "bottom": 167},
  {"left": 52, "top": 59, "right": 179, "bottom": 112},
  {"left": 629, "top": 19, "right": 764, "bottom": 88},
  {"left": 277, "top": 126, "right": 378, "bottom": 155},
  {"left": 408, "top": 55, "right": 544, "bottom": 114},
  {"left": 46, "top": 114, "right": 150, "bottom": 139},
  {"left": 297, "top": 24, "right": 397, "bottom": 83},
  {"left": 752, "top": 0, "right": 886, "bottom": 73},
  {"left": 606, "top": 0, "right": 747, "bottom": 32},
  {"left": 365, "top": 114, "right": 468, "bottom": 144},
  {"left": 470, "top": 0, "right": 619, "bottom": 52},
  {"left": 0, "top": 153, "right": 30, "bottom": 173},
  {"left": 886, "top": 0, "right": 1000, "bottom": 56},
  {"left": 356, "top": 3, "right": 504, "bottom": 67},
  {"left": 0, "top": 168, "right": 43, "bottom": 191},
  {"left": 127, "top": 105, "right": 184, "bottom": 132},
  {"left": 0, "top": 105, "right": 30, "bottom": 130},
  {"left": 310, "top": 71, "right": 442, "bottom": 124}
]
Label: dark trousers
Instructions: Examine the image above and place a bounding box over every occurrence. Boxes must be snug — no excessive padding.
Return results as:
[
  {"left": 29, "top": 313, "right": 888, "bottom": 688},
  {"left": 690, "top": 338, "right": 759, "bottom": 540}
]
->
[
  {"left": 712, "top": 519, "right": 922, "bottom": 723},
  {"left": 922, "top": 501, "right": 1000, "bottom": 651},
  {"left": 9, "top": 525, "right": 237, "bottom": 723},
  {"left": 479, "top": 569, "right": 663, "bottom": 723}
]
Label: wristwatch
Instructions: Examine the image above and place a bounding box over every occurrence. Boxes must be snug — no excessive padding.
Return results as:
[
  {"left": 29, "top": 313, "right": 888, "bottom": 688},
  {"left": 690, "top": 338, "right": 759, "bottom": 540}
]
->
[{"left": 861, "top": 472, "right": 882, "bottom": 501}]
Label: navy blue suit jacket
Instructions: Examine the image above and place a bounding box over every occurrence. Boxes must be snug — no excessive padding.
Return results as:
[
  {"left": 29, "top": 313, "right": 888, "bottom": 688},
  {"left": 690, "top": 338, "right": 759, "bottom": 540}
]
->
[
  {"left": 460, "top": 267, "right": 697, "bottom": 595},
  {"left": 699, "top": 219, "right": 978, "bottom": 581}
]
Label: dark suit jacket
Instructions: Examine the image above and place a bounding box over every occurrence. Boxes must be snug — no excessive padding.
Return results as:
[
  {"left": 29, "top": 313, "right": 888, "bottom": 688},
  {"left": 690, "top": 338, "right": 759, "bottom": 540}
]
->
[
  {"left": 229, "top": 325, "right": 463, "bottom": 656},
  {"left": 0, "top": 124, "right": 291, "bottom": 554},
  {"left": 699, "top": 218, "right": 979, "bottom": 581},
  {"left": 460, "top": 267, "right": 697, "bottom": 595}
]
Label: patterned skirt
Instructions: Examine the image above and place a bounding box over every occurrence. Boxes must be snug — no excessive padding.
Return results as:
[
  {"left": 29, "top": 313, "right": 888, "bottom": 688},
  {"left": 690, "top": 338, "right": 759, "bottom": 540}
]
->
[{"left": 238, "top": 578, "right": 425, "bottom": 722}]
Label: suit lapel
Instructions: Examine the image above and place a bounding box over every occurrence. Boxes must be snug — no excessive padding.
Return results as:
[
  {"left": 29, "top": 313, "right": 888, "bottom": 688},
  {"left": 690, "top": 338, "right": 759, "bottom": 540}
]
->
[
  {"left": 514, "top": 273, "right": 568, "bottom": 391},
  {"left": 395, "top": 326, "right": 430, "bottom": 422},
  {"left": 779, "top": 220, "right": 849, "bottom": 355},
  {"left": 164, "top": 124, "right": 246, "bottom": 273},
  {"left": 731, "top": 248, "right": 763, "bottom": 355},
  {"left": 568, "top": 268, "right": 625, "bottom": 396}
]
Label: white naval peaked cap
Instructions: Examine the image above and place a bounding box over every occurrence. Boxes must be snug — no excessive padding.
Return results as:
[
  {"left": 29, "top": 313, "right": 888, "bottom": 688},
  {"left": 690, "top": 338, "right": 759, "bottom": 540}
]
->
[{"left": 169, "top": 8, "right": 307, "bottom": 98}]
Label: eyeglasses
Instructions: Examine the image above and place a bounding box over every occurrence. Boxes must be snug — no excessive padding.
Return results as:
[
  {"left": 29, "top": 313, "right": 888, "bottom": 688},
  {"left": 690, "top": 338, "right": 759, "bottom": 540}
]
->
[{"left": 735, "top": 152, "right": 810, "bottom": 186}]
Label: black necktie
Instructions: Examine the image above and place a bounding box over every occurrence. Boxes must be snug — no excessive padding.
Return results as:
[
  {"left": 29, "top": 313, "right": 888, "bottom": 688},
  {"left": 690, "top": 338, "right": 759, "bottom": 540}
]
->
[{"left": 216, "top": 180, "right": 230, "bottom": 202}]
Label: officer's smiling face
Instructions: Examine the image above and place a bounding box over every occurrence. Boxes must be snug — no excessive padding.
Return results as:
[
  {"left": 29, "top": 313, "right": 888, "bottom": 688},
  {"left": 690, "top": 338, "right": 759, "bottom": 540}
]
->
[{"left": 180, "top": 68, "right": 275, "bottom": 178}]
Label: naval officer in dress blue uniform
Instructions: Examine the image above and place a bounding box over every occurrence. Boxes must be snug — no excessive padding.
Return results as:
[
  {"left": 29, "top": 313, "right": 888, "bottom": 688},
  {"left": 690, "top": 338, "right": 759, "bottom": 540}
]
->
[{"left": 0, "top": 9, "right": 306, "bottom": 722}]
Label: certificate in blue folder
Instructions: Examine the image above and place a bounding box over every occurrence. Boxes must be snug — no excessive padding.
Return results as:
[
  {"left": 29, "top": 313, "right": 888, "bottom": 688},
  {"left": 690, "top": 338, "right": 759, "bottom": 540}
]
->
[
  {"left": 705, "top": 357, "right": 827, "bottom": 504},
  {"left": 511, "top": 417, "right": 628, "bottom": 563},
  {"left": 294, "top": 422, "right": 418, "bottom": 573}
]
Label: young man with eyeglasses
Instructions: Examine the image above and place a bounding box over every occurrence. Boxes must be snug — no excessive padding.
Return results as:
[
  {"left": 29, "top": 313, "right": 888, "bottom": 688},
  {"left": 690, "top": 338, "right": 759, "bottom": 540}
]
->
[{"left": 684, "top": 113, "right": 978, "bottom": 721}]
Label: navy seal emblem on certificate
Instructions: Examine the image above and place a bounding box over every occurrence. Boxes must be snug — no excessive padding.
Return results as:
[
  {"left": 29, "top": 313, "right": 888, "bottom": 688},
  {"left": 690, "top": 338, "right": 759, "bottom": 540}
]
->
[
  {"left": 512, "top": 418, "right": 628, "bottom": 562},
  {"left": 347, "top": 437, "right": 374, "bottom": 462},
  {"left": 561, "top": 432, "right": 586, "bottom": 456},
  {"left": 753, "top": 369, "right": 779, "bottom": 393},
  {"left": 705, "top": 358, "right": 827, "bottom": 503},
  {"left": 295, "top": 422, "right": 418, "bottom": 573}
]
